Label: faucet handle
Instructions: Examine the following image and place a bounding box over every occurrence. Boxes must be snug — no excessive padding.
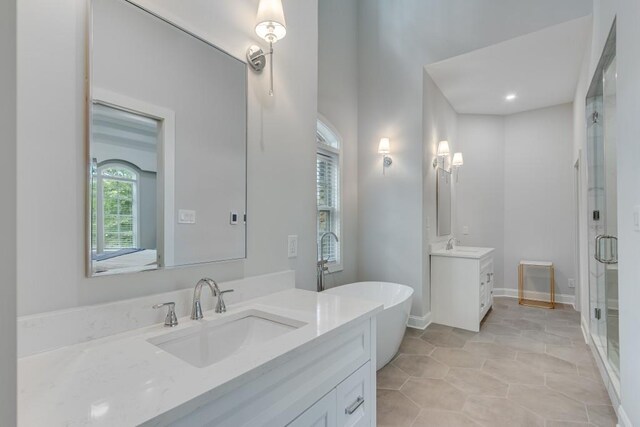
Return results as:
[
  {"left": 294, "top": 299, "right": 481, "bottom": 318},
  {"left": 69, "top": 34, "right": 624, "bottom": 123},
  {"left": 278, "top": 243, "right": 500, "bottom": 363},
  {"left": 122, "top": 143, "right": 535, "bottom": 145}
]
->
[
  {"left": 215, "top": 289, "right": 234, "bottom": 314},
  {"left": 153, "top": 302, "right": 178, "bottom": 327}
]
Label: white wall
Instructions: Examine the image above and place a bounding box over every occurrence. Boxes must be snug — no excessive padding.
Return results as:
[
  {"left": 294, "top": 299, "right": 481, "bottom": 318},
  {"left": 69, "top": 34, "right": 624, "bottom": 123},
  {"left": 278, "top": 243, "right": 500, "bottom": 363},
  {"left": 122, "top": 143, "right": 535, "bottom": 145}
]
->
[
  {"left": 503, "top": 104, "right": 576, "bottom": 297},
  {"left": 356, "top": 0, "right": 591, "bottom": 321},
  {"left": 455, "top": 107, "right": 576, "bottom": 298},
  {"left": 317, "top": 0, "right": 358, "bottom": 287},
  {"left": 616, "top": 1, "right": 640, "bottom": 422},
  {"left": 574, "top": 2, "right": 640, "bottom": 424},
  {"left": 456, "top": 115, "right": 506, "bottom": 290},
  {"left": 572, "top": 29, "right": 592, "bottom": 325},
  {"left": 16, "top": 0, "right": 318, "bottom": 315},
  {"left": 0, "top": 0, "right": 17, "bottom": 422},
  {"left": 421, "top": 71, "right": 458, "bottom": 317}
]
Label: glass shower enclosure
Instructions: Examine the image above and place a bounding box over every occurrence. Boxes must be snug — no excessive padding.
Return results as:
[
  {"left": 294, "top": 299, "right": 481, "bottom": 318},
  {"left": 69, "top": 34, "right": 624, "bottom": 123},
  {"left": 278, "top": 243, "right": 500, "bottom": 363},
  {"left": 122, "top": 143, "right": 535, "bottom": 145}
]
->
[{"left": 586, "top": 21, "right": 619, "bottom": 380}]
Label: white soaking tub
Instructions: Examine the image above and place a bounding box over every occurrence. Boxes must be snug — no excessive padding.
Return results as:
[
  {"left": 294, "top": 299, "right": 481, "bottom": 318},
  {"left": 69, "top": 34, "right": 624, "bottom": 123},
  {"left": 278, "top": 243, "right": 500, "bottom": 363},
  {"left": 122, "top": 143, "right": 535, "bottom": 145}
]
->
[{"left": 325, "top": 282, "right": 413, "bottom": 370}]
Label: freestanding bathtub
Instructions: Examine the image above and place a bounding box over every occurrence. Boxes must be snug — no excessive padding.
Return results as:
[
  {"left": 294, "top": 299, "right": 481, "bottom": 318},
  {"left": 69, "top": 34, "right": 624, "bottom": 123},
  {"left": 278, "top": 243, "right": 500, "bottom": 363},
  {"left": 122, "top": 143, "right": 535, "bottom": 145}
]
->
[{"left": 325, "top": 282, "right": 413, "bottom": 370}]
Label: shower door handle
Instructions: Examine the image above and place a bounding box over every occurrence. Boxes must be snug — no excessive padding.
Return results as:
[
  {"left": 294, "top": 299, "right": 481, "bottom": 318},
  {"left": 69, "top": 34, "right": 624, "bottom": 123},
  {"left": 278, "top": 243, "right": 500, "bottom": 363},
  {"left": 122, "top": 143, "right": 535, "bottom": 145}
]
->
[{"left": 595, "top": 235, "right": 618, "bottom": 264}]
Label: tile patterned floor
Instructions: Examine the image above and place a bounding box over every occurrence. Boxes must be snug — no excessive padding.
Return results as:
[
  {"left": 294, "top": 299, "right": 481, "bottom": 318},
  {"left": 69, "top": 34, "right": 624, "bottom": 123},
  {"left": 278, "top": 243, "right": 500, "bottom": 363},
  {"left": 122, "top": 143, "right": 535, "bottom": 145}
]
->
[{"left": 377, "top": 298, "right": 618, "bottom": 427}]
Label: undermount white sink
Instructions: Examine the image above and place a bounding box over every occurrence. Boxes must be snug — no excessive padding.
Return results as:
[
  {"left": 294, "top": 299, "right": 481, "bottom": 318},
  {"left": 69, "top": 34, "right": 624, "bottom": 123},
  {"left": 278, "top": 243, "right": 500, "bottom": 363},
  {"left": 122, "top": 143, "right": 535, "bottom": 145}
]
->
[{"left": 148, "top": 310, "right": 306, "bottom": 368}]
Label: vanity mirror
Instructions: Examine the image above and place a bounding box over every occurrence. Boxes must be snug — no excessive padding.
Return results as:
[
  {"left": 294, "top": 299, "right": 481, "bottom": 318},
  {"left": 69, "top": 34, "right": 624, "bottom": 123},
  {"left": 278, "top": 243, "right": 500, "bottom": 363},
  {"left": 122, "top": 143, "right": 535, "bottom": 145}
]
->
[
  {"left": 88, "top": 0, "right": 247, "bottom": 276},
  {"left": 436, "top": 168, "right": 452, "bottom": 236}
]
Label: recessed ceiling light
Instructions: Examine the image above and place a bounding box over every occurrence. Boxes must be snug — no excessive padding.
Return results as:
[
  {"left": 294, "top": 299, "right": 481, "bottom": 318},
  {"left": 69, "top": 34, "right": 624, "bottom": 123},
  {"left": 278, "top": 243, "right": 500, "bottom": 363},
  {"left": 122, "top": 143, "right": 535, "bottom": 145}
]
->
[{"left": 505, "top": 93, "right": 517, "bottom": 101}]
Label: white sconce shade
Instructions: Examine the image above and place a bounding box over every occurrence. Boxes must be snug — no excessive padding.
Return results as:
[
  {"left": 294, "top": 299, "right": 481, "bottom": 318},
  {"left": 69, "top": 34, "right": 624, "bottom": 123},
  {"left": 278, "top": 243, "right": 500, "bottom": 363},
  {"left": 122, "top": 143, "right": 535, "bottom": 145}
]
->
[
  {"left": 437, "top": 140, "right": 450, "bottom": 157},
  {"left": 255, "top": 0, "right": 287, "bottom": 43},
  {"left": 378, "top": 137, "right": 392, "bottom": 175},
  {"left": 378, "top": 137, "right": 391, "bottom": 154},
  {"left": 452, "top": 152, "right": 464, "bottom": 166}
]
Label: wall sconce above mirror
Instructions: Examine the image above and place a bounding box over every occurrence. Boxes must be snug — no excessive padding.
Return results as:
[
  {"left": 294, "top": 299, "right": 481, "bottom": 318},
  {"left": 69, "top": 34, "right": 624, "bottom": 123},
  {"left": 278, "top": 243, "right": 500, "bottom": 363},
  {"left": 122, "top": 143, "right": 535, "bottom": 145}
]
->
[
  {"left": 378, "top": 137, "right": 393, "bottom": 175},
  {"left": 452, "top": 152, "right": 464, "bottom": 167},
  {"left": 432, "top": 140, "right": 450, "bottom": 169},
  {"left": 247, "top": 0, "right": 287, "bottom": 96}
]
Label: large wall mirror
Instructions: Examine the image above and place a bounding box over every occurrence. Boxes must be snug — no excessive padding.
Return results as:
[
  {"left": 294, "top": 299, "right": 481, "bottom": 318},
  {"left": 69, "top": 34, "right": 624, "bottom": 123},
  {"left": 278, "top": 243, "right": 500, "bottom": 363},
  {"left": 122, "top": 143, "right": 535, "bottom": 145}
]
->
[
  {"left": 88, "top": 0, "right": 247, "bottom": 276},
  {"left": 436, "top": 169, "right": 452, "bottom": 236}
]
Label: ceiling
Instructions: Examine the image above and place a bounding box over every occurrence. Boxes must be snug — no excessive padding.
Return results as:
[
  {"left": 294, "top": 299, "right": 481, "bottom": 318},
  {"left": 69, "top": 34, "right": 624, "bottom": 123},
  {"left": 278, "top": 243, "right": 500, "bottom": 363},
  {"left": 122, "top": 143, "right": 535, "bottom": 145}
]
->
[{"left": 424, "top": 16, "right": 592, "bottom": 115}]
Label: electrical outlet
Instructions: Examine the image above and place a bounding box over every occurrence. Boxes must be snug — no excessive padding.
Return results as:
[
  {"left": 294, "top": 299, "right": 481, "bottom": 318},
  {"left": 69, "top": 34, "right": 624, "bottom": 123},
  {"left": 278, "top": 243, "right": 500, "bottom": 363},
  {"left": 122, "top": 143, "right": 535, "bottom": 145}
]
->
[
  {"left": 568, "top": 279, "right": 575, "bottom": 288},
  {"left": 462, "top": 226, "right": 469, "bottom": 235},
  {"left": 287, "top": 235, "right": 298, "bottom": 258},
  {"left": 634, "top": 205, "right": 640, "bottom": 231}
]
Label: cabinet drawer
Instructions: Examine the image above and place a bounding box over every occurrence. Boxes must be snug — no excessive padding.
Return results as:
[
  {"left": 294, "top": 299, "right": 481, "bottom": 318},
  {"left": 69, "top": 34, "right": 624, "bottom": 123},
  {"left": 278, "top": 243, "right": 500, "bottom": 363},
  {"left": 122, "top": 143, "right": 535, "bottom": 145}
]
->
[
  {"left": 288, "top": 390, "right": 337, "bottom": 427},
  {"left": 336, "top": 362, "right": 371, "bottom": 427}
]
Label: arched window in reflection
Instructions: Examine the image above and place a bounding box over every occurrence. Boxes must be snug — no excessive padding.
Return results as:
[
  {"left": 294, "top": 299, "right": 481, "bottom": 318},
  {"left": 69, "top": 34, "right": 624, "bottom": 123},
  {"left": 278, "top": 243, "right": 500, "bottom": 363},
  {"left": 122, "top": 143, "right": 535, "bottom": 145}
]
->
[{"left": 92, "top": 162, "right": 139, "bottom": 253}]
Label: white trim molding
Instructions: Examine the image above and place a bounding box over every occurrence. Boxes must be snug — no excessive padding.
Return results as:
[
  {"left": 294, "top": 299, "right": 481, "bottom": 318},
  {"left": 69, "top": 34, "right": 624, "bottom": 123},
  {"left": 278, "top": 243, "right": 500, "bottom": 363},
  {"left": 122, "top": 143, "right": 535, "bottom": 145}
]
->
[
  {"left": 408, "top": 312, "right": 432, "bottom": 330},
  {"left": 617, "top": 405, "right": 632, "bottom": 427},
  {"left": 92, "top": 87, "right": 176, "bottom": 268},
  {"left": 493, "top": 288, "right": 575, "bottom": 307}
]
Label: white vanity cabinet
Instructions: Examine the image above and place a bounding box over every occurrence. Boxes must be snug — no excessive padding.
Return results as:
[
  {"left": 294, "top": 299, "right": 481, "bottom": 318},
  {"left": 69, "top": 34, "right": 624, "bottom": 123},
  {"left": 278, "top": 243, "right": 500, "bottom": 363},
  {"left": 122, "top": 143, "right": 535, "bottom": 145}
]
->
[
  {"left": 431, "top": 247, "right": 495, "bottom": 332},
  {"left": 289, "top": 361, "right": 371, "bottom": 427},
  {"left": 156, "top": 317, "right": 377, "bottom": 427}
]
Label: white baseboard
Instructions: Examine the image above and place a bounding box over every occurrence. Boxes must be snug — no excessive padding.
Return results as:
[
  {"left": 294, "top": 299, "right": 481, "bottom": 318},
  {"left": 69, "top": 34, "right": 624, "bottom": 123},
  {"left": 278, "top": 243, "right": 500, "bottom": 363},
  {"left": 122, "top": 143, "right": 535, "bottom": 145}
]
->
[
  {"left": 493, "top": 288, "right": 575, "bottom": 307},
  {"left": 581, "top": 316, "right": 590, "bottom": 344},
  {"left": 617, "top": 405, "right": 632, "bottom": 427},
  {"left": 408, "top": 312, "right": 432, "bottom": 330}
]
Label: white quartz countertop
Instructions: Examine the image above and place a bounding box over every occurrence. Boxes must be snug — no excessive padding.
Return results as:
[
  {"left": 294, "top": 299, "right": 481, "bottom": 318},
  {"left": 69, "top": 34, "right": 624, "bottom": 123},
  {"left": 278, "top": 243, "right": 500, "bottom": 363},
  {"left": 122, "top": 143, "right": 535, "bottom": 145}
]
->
[
  {"left": 18, "top": 289, "right": 382, "bottom": 427},
  {"left": 430, "top": 246, "right": 495, "bottom": 259}
]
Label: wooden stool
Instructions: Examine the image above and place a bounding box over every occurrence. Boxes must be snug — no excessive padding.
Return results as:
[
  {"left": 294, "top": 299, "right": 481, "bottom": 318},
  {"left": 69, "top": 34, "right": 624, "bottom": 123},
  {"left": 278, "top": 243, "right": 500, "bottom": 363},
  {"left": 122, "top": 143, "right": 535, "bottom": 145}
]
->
[{"left": 518, "top": 260, "right": 555, "bottom": 309}]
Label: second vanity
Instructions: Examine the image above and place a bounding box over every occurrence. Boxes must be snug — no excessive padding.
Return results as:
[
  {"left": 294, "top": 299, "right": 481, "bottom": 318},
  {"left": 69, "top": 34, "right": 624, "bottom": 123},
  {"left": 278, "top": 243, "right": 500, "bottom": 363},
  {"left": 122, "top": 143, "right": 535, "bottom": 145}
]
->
[
  {"left": 18, "top": 283, "right": 381, "bottom": 426},
  {"left": 430, "top": 245, "right": 495, "bottom": 332}
]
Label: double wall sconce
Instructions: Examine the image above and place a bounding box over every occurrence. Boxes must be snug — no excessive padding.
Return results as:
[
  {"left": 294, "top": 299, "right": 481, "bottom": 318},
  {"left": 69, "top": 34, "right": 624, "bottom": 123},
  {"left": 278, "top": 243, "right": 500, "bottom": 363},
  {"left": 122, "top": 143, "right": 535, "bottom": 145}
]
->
[
  {"left": 433, "top": 140, "right": 464, "bottom": 181},
  {"left": 246, "top": 0, "right": 287, "bottom": 96},
  {"left": 378, "top": 137, "right": 393, "bottom": 175}
]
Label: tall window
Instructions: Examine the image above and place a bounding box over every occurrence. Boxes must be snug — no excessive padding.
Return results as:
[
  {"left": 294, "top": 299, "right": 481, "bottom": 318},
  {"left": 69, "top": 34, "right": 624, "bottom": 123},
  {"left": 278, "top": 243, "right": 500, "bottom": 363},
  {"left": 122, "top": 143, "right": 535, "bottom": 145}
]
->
[
  {"left": 92, "top": 162, "right": 139, "bottom": 253},
  {"left": 316, "top": 119, "right": 341, "bottom": 267}
]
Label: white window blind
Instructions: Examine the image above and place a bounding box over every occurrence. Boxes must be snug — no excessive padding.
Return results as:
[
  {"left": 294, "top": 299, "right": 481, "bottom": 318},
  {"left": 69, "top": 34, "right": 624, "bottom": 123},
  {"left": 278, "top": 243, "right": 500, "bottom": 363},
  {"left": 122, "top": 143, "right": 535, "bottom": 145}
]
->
[
  {"left": 93, "top": 164, "right": 139, "bottom": 253},
  {"left": 316, "top": 119, "right": 341, "bottom": 265}
]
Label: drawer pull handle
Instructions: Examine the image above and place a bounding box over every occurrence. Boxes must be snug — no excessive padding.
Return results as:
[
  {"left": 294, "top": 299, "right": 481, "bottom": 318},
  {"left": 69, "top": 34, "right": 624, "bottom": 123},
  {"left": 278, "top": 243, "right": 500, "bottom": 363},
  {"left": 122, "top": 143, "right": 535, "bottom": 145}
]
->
[{"left": 345, "top": 396, "right": 364, "bottom": 415}]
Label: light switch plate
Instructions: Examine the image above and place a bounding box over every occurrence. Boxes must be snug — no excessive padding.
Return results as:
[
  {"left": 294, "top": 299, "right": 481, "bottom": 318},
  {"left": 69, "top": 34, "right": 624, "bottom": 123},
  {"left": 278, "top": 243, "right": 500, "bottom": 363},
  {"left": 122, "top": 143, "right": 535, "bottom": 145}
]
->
[
  {"left": 634, "top": 205, "right": 640, "bottom": 231},
  {"left": 288, "top": 235, "right": 298, "bottom": 258},
  {"left": 178, "top": 209, "right": 196, "bottom": 224},
  {"left": 568, "top": 278, "right": 575, "bottom": 288}
]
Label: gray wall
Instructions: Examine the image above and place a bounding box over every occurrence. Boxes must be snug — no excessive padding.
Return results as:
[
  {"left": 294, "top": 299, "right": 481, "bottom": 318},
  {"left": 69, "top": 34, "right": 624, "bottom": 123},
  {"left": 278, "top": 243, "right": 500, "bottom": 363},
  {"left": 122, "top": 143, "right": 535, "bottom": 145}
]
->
[
  {"left": 503, "top": 104, "right": 576, "bottom": 296},
  {"left": 0, "top": 0, "right": 16, "bottom": 422},
  {"left": 318, "top": 0, "right": 358, "bottom": 287},
  {"left": 17, "top": 0, "right": 318, "bottom": 316},
  {"left": 93, "top": 0, "right": 246, "bottom": 264},
  {"left": 456, "top": 115, "right": 506, "bottom": 290}
]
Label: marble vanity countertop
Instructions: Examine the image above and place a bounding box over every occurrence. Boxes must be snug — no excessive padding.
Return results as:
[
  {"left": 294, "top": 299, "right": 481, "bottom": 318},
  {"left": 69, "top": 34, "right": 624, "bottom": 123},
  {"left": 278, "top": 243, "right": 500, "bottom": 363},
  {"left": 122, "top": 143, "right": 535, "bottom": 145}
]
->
[
  {"left": 18, "top": 289, "right": 382, "bottom": 427},
  {"left": 430, "top": 246, "right": 495, "bottom": 259}
]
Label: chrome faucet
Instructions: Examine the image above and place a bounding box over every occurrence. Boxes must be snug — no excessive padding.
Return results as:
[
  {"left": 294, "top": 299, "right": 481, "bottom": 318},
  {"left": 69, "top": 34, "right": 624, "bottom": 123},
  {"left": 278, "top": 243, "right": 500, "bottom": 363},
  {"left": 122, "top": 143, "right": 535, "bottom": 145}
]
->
[
  {"left": 191, "top": 278, "right": 235, "bottom": 319},
  {"left": 317, "top": 232, "right": 339, "bottom": 292},
  {"left": 192, "top": 278, "right": 217, "bottom": 320},
  {"left": 446, "top": 237, "right": 456, "bottom": 250}
]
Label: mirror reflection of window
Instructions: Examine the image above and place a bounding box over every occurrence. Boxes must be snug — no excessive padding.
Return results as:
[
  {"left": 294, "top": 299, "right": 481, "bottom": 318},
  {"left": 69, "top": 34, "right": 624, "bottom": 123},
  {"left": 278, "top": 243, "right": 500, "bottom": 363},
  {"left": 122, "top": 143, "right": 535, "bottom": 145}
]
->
[
  {"left": 90, "top": 103, "right": 159, "bottom": 275},
  {"left": 316, "top": 119, "right": 342, "bottom": 268},
  {"left": 97, "top": 164, "right": 138, "bottom": 251}
]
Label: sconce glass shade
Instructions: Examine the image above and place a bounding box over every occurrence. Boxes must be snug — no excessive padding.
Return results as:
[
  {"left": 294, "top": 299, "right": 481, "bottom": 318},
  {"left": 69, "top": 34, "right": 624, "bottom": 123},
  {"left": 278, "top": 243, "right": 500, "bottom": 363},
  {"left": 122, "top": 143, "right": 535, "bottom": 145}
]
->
[
  {"left": 437, "top": 140, "right": 450, "bottom": 157},
  {"left": 378, "top": 137, "right": 391, "bottom": 154},
  {"left": 255, "top": 0, "right": 287, "bottom": 43},
  {"left": 452, "top": 152, "right": 464, "bottom": 166}
]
